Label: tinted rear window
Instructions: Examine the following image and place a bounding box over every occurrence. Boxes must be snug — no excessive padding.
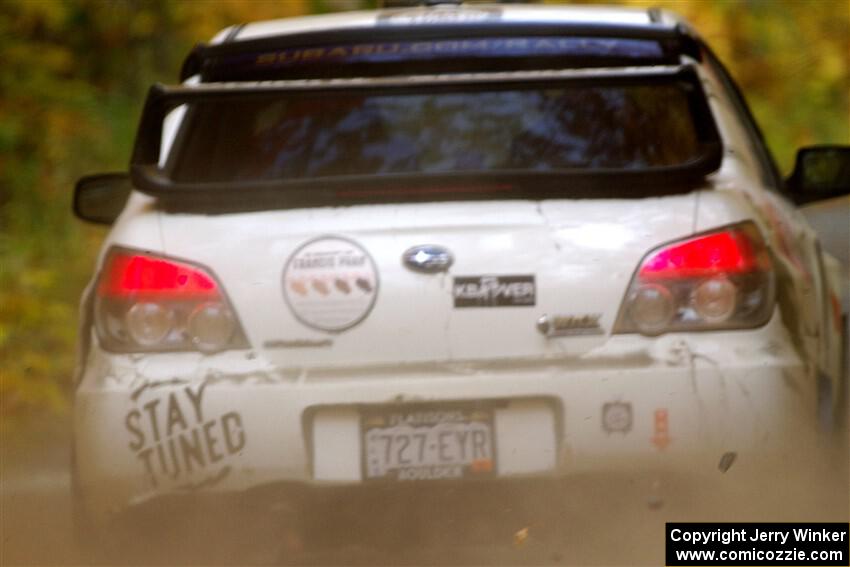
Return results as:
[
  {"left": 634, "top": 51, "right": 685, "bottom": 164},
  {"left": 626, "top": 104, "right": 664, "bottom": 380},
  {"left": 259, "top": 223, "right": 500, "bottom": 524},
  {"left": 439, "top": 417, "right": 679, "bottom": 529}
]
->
[{"left": 170, "top": 83, "right": 700, "bottom": 183}]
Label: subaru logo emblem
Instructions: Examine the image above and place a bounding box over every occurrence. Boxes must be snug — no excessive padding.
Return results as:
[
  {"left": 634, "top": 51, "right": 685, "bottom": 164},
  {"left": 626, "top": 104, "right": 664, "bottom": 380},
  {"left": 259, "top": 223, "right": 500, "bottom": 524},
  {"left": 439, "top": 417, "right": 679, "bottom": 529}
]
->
[{"left": 402, "top": 245, "right": 453, "bottom": 273}]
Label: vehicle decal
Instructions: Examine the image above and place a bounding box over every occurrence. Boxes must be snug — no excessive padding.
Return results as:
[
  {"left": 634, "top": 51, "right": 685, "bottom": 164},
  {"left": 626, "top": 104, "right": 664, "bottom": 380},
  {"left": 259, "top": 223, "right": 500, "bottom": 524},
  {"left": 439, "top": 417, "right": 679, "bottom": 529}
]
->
[
  {"left": 282, "top": 236, "right": 379, "bottom": 332},
  {"left": 377, "top": 7, "right": 502, "bottom": 25},
  {"left": 124, "top": 382, "right": 246, "bottom": 489},
  {"left": 651, "top": 408, "right": 671, "bottom": 450},
  {"left": 130, "top": 378, "right": 189, "bottom": 402},
  {"left": 537, "top": 313, "right": 604, "bottom": 337},
  {"left": 453, "top": 275, "right": 535, "bottom": 308},
  {"left": 601, "top": 401, "right": 633, "bottom": 434},
  {"left": 246, "top": 36, "right": 662, "bottom": 69}
]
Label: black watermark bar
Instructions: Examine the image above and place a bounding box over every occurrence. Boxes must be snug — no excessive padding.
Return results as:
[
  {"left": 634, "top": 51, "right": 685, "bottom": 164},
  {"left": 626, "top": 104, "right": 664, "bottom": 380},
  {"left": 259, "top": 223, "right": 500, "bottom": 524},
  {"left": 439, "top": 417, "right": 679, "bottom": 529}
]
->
[{"left": 666, "top": 523, "right": 849, "bottom": 566}]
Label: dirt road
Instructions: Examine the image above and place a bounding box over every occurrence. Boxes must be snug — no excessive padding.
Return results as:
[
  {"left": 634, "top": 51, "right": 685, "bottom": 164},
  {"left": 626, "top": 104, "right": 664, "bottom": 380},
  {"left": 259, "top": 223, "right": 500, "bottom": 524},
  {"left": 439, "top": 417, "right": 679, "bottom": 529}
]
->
[{"left": 1, "top": 413, "right": 847, "bottom": 566}]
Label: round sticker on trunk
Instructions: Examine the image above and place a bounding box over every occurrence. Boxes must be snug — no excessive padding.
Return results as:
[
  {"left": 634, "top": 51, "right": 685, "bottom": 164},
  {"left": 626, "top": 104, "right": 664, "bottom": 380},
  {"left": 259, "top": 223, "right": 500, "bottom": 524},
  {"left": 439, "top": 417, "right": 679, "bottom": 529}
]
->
[{"left": 283, "top": 236, "right": 379, "bottom": 332}]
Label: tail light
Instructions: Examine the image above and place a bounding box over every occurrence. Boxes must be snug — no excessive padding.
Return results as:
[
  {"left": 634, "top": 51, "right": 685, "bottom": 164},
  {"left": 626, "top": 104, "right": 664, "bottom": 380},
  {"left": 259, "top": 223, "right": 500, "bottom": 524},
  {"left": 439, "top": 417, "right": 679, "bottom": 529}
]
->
[
  {"left": 613, "top": 222, "right": 774, "bottom": 336},
  {"left": 94, "top": 247, "right": 249, "bottom": 353}
]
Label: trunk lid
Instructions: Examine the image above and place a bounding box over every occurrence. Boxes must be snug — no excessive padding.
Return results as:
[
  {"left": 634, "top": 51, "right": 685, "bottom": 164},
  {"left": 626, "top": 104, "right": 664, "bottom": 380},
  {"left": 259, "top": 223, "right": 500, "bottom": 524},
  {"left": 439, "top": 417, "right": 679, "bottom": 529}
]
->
[{"left": 158, "top": 195, "right": 697, "bottom": 369}]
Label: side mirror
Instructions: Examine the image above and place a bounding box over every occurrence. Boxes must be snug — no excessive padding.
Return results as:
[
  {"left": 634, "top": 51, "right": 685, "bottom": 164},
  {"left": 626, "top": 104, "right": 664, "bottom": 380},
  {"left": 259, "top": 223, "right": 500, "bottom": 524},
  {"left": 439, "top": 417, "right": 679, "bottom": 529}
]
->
[
  {"left": 73, "top": 173, "right": 132, "bottom": 225},
  {"left": 786, "top": 145, "right": 850, "bottom": 205}
]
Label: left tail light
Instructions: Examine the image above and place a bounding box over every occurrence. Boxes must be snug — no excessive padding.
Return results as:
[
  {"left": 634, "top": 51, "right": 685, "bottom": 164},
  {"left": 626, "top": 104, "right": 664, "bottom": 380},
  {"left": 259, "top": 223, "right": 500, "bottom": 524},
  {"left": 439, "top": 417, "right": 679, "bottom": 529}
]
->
[
  {"left": 613, "top": 221, "right": 775, "bottom": 336},
  {"left": 94, "top": 247, "right": 249, "bottom": 353}
]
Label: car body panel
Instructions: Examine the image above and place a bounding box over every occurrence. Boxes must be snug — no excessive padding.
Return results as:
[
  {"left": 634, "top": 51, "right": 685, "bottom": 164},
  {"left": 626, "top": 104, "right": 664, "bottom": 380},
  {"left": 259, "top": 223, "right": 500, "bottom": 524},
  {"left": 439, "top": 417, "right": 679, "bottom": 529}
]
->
[
  {"left": 801, "top": 194, "right": 849, "bottom": 311},
  {"left": 146, "top": 196, "right": 698, "bottom": 367},
  {"left": 75, "top": 309, "right": 815, "bottom": 524}
]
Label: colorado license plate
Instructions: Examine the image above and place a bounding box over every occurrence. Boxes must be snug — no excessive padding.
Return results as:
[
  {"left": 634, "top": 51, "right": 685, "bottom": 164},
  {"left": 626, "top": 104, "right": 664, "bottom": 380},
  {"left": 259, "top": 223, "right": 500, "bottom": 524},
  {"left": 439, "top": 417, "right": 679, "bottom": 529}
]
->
[{"left": 362, "top": 405, "right": 495, "bottom": 481}]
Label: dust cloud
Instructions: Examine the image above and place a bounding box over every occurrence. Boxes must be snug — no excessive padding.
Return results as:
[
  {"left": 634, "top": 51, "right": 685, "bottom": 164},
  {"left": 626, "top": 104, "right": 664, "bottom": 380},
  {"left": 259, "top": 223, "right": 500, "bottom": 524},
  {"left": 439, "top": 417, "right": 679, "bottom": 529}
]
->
[{"left": 1, "top": 413, "right": 847, "bottom": 566}]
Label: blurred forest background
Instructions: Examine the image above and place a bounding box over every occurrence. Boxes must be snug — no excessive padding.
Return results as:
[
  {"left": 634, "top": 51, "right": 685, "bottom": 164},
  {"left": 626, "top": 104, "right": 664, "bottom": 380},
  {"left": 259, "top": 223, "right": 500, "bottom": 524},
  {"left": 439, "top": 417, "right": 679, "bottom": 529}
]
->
[{"left": 1, "top": 0, "right": 848, "bottom": 430}]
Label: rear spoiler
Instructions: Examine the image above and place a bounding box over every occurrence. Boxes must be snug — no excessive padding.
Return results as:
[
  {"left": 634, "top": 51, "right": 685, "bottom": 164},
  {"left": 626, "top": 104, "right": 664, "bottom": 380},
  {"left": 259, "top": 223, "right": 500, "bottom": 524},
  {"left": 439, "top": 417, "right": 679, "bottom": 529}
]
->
[
  {"left": 180, "top": 21, "right": 702, "bottom": 82},
  {"left": 131, "top": 65, "right": 722, "bottom": 200}
]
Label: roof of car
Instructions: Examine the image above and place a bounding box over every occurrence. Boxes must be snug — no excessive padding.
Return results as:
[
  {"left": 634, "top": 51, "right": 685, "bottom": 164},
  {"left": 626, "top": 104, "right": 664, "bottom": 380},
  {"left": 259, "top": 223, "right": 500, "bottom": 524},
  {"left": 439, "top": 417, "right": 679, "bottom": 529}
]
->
[{"left": 214, "top": 4, "right": 685, "bottom": 44}]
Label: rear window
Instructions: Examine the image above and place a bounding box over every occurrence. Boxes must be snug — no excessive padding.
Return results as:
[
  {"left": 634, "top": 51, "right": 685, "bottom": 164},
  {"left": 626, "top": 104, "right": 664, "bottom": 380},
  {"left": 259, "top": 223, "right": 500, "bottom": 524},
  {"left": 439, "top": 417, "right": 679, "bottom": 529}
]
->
[
  {"left": 131, "top": 68, "right": 722, "bottom": 206},
  {"left": 170, "top": 83, "right": 700, "bottom": 183}
]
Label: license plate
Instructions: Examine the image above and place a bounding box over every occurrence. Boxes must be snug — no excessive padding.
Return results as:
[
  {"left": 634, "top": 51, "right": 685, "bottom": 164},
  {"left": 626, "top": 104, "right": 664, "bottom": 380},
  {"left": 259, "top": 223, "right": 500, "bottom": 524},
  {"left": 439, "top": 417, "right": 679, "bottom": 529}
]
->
[{"left": 361, "top": 405, "right": 496, "bottom": 481}]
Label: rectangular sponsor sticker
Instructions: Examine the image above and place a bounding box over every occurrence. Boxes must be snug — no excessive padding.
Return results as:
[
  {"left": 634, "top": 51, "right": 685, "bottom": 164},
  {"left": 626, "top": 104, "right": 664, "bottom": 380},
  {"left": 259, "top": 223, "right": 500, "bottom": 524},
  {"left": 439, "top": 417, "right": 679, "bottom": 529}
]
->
[
  {"left": 666, "top": 523, "right": 849, "bottom": 566},
  {"left": 453, "top": 275, "right": 535, "bottom": 308}
]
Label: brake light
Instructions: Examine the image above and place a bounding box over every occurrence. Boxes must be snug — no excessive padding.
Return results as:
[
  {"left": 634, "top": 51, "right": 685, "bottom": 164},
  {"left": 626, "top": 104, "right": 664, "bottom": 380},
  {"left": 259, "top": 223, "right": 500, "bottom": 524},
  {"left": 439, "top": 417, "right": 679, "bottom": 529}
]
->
[
  {"left": 613, "top": 222, "right": 774, "bottom": 336},
  {"left": 639, "top": 231, "right": 760, "bottom": 279},
  {"left": 98, "top": 254, "right": 217, "bottom": 297},
  {"left": 94, "top": 248, "right": 249, "bottom": 353}
]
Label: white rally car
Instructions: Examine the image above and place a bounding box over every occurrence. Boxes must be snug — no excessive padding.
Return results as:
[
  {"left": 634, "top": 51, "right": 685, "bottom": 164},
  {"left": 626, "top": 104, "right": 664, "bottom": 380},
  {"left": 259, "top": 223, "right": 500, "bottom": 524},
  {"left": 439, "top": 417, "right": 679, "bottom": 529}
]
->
[{"left": 72, "top": 1, "right": 849, "bottom": 555}]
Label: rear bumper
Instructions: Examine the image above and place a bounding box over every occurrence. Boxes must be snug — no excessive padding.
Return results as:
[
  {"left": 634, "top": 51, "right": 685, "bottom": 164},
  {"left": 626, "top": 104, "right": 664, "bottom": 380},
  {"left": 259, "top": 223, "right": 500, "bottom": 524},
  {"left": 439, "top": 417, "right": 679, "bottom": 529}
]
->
[{"left": 74, "top": 312, "right": 822, "bottom": 525}]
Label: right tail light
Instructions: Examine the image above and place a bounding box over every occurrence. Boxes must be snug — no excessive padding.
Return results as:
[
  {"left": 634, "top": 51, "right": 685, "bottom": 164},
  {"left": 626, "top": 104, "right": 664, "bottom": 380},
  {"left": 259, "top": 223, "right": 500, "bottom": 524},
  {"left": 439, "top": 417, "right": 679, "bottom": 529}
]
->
[{"left": 613, "top": 221, "right": 775, "bottom": 336}]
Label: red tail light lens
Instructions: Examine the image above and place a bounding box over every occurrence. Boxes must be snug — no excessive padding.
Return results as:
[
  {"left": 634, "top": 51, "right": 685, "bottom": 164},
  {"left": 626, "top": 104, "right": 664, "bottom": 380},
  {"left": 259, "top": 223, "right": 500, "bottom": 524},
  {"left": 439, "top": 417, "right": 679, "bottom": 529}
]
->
[
  {"left": 95, "top": 248, "right": 249, "bottom": 353},
  {"left": 638, "top": 230, "right": 762, "bottom": 279},
  {"left": 614, "top": 222, "right": 774, "bottom": 336},
  {"left": 98, "top": 254, "right": 218, "bottom": 297}
]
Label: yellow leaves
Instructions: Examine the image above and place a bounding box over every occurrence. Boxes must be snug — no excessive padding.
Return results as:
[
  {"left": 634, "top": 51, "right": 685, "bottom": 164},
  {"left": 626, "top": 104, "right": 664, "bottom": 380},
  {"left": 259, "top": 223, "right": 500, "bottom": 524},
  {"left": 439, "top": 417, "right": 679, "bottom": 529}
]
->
[
  {"left": 130, "top": 10, "right": 157, "bottom": 38},
  {"left": 818, "top": 50, "right": 846, "bottom": 85},
  {"left": 40, "top": 45, "right": 76, "bottom": 76},
  {"left": 2, "top": 275, "right": 72, "bottom": 336},
  {"left": 0, "top": 359, "right": 68, "bottom": 415},
  {"left": 18, "top": 268, "right": 56, "bottom": 292},
  {"left": 9, "top": 0, "right": 70, "bottom": 35},
  {"left": 0, "top": 321, "right": 9, "bottom": 349},
  {"left": 177, "top": 0, "right": 308, "bottom": 43},
  {"left": 0, "top": 268, "right": 77, "bottom": 417},
  {"left": 513, "top": 526, "right": 530, "bottom": 548}
]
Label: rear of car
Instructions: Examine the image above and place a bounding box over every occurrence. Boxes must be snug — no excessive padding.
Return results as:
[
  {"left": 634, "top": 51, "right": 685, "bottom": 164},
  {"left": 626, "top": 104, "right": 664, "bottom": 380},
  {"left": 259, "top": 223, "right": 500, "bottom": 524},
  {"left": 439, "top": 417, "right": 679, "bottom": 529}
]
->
[{"left": 72, "top": 3, "right": 843, "bottom": 553}]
